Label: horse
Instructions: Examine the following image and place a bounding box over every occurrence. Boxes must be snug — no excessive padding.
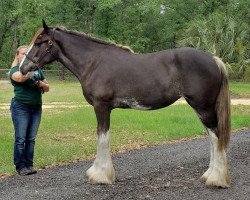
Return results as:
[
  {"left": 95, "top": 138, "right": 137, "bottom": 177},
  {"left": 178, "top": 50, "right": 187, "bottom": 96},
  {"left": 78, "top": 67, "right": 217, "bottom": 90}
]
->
[{"left": 20, "top": 20, "right": 231, "bottom": 188}]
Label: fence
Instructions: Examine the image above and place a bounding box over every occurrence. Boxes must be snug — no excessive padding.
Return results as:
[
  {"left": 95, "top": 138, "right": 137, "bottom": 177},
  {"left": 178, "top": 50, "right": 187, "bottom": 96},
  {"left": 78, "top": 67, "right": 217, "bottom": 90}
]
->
[
  {"left": 1, "top": 67, "right": 249, "bottom": 82},
  {"left": 0, "top": 68, "right": 77, "bottom": 81}
]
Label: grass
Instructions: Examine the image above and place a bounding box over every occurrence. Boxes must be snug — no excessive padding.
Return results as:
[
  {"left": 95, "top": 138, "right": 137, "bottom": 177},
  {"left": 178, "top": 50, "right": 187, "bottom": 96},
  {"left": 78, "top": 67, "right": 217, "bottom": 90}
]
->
[
  {"left": 1, "top": 80, "right": 249, "bottom": 103},
  {"left": 229, "top": 82, "right": 250, "bottom": 98},
  {"left": 0, "top": 80, "right": 84, "bottom": 104},
  {"left": 0, "top": 80, "right": 249, "bottom": 175}
]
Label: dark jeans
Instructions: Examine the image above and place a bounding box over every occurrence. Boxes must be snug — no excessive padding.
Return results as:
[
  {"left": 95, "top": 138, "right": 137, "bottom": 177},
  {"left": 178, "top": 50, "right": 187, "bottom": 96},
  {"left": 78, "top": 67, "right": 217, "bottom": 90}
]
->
[{"left": 10, "top": 100, "right": 42, "bottom": 171}]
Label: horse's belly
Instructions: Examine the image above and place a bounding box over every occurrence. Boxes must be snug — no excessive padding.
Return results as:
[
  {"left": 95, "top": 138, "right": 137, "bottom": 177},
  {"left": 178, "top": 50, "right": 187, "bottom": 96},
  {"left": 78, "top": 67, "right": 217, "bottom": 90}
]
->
[{"left": 114, "top": 97, "right": 178, "bottom": 110}]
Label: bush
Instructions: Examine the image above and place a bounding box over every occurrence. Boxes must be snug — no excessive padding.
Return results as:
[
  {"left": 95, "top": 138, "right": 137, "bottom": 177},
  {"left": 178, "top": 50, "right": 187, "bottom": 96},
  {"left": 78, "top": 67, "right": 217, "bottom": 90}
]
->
[{"left": 243, "top": 66, "right": 250, "bottom": 82}]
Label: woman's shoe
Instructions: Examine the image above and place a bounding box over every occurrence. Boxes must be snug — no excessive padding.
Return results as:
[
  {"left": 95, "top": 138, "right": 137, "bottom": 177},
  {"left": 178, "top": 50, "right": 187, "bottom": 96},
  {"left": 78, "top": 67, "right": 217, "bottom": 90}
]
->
[
  {"left": 17, "top": 167, "right": 30, "bottom": 176},
  {"left": 27, "top": 166, "right": 37, "bottom": 175}
]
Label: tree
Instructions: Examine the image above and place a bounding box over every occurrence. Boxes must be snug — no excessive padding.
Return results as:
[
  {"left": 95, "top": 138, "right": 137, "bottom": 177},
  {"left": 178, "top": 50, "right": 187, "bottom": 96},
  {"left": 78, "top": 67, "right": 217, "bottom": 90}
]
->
[
  {"left": 176, "top": 1, "right": 249, "bottom": 79},
  {"left": 0, "top": 0, "right": 248, "bottom": 81}
]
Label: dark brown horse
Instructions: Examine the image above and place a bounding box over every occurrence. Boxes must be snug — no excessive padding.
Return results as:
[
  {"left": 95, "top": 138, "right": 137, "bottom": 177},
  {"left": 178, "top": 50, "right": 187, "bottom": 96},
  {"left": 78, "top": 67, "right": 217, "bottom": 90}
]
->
[{"left": 20, "top": 21, "right": 231, "bottom": 188}]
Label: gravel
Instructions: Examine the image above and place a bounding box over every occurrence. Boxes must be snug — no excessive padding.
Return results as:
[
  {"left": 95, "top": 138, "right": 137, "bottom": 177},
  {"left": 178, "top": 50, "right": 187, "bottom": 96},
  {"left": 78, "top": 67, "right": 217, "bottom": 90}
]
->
[{"left": 0, "top": 128, "right": 249, "bottom": 200}]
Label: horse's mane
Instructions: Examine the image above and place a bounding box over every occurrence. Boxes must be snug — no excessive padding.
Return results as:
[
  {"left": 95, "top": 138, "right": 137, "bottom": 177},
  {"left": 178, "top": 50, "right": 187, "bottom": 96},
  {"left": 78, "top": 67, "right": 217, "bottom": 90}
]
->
[{"left": 55, "top": 26, "right": 134, "bottom": 53}]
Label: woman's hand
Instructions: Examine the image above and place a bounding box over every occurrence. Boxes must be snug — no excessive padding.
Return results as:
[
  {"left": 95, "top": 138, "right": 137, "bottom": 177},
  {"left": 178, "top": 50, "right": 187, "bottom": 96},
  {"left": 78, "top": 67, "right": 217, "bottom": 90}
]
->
[{"left": 36, "top": 79, "right": 49, "bottom": 92}]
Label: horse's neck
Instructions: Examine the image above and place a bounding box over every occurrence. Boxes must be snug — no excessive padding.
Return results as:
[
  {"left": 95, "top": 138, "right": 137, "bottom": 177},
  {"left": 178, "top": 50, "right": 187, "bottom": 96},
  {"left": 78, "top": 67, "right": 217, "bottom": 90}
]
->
[
  {"left": 59, "top": 55, "right": 82, "bottom": 79},
  {"left": 56, "top": 34, "right": 99, "bottom": 80}
]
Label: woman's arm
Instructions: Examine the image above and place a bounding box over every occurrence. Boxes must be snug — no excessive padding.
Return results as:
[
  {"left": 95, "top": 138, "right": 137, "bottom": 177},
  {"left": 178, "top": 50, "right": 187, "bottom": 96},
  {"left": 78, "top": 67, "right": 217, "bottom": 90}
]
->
[
  {"left": 11, "top": 71, "right": 49, "bottom": 92},
  {"left": 11, "top": 71, "right": 33, "bottom": 82}
]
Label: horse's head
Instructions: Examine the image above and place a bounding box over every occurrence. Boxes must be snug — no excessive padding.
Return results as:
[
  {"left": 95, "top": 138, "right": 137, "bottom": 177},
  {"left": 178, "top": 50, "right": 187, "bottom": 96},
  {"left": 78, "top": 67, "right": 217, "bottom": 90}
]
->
[{"left": 20, "top": 20, "right": 59, "bottom": 75}]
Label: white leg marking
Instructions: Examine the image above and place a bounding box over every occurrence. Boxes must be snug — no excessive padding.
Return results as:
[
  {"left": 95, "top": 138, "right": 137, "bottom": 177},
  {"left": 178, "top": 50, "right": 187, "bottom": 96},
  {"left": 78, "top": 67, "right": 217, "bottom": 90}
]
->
[
  {"left": 201, "top": 129, "right": 214, "bottom": 181},
  {"left": 86, "top": 131, "right": 115, "bottom": 184},
  {"left": 19, "top": 44, "right": 34, "bottom": 69},
  {"left": 202, "top": 129, "right": 230, "bottom": 188}
]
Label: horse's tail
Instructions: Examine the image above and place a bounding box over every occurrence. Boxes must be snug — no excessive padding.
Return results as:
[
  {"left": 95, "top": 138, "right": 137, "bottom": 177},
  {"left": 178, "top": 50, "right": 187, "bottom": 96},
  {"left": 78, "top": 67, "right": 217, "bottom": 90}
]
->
[{"left": 213, "top": 56, "right": 231, "bottom": 151}]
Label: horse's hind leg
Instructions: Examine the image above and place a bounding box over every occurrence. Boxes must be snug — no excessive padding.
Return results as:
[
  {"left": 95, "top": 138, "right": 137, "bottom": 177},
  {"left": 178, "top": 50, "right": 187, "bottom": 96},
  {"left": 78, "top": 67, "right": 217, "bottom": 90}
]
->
[
  {"left": 200, "top": 128, "right": 214, "bottom": 181},
  {"left": 202, "top": 128, "right": 230, "bottom": 188},
  {"left": 86, "top": 103, "right": 115, "bottom": 184},
  {"left": 187, "top": 101, "right": 230, "bottom": 188}
]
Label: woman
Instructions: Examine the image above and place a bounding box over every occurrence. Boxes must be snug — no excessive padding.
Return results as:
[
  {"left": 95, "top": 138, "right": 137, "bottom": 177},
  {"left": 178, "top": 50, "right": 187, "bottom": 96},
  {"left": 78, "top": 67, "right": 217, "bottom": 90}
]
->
[{"left": 9, "top": 45, "right": 49, "bottom": 175}]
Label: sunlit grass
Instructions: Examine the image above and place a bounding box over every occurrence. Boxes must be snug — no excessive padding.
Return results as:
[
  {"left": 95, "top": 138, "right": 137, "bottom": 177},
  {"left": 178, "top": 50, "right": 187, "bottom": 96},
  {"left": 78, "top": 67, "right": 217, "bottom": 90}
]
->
[
  {"left": 229, "top": 82, "right": 250, "bottom": 98},
  {"left": 1, "top": 80, "right": 250, "bottom": 104},
  {"left": 0, "top": 80, "right": 249, "bottom": 175},
  {"left": 1, "top": 103, "right": 249, "bottom": 175}
]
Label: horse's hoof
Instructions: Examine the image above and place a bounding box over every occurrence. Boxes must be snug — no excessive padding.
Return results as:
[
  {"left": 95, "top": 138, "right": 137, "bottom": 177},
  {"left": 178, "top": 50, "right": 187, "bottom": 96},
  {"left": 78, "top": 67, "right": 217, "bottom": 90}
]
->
[
  {"left": 205, "top": 173, "right": 230, "bottom": 188},
  {"left": 86, "top": 173, "right": 115, "bottom": 185},
  {"left": 205, "top": 179, "right": 230, "bottom": 188},
  {"left": 86, "top": 166, "right": 115, "bottom": 185},
  {"left": 88, "top": 176, "right": 114, "bottom": 185}
]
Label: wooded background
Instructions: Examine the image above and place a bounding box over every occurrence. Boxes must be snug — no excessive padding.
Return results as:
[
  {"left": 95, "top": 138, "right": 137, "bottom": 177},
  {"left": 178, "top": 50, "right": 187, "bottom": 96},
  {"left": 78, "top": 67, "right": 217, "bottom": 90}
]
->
[{"left": 0, "top": 0, "right": 249, "bottom": 80}]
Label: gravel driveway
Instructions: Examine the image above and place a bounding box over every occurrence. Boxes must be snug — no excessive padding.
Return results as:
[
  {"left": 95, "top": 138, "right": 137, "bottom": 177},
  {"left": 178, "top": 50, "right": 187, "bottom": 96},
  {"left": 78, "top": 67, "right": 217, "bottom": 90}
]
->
[{"left": 0, "top": 128, "right": 249, "bottom": 200}]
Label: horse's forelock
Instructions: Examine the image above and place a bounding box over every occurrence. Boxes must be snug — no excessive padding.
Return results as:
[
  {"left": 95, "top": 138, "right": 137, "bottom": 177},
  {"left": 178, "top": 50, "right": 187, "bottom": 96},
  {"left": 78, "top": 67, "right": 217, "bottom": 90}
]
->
[{"left": 30, "top": 28, "right": 44, "bottom": 46}]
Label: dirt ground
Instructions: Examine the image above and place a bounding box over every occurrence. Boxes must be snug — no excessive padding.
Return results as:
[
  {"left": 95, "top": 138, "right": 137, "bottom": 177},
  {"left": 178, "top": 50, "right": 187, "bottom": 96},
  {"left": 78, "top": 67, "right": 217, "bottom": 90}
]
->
[
  {"left": 0, "top": 98, "right": 250, "bottom": 110},
  {"left": 0, "top": 128, "right": 249, "bottom": 200}
]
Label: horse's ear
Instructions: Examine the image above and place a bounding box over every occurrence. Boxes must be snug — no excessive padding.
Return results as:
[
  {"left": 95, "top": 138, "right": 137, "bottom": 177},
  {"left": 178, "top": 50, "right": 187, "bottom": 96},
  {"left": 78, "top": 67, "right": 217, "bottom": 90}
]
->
[{"left": 42, "top": 19, "right": 49, "bottom": 33}]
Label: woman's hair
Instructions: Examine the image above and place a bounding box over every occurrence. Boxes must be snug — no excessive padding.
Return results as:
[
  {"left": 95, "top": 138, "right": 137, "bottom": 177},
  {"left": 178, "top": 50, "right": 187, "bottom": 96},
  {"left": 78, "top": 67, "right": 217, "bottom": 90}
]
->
[{"left": 11, "top": 45, "right": 29, "bottom": 67}]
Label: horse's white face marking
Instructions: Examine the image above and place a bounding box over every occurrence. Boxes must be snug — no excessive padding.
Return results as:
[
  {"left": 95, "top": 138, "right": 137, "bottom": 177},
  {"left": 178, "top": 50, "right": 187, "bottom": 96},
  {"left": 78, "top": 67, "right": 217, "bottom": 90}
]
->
[
  {"left": 19, "top": 44, "right": 34, "bottom": 69},
  {"left": 117, "top": 98, "right": 151, "bottom": 110}
]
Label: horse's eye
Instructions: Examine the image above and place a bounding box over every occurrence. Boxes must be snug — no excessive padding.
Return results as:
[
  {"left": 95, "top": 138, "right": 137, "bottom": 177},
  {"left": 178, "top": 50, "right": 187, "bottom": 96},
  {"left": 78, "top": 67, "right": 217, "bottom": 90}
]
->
[{"left": 34, "top": 41, "right": 40, "bottom": 45}]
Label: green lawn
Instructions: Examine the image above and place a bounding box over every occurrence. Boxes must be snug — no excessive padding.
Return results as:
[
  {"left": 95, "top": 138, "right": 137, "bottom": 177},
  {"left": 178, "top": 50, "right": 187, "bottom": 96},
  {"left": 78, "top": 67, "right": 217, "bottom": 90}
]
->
[
  {"left": 1, "top": 80, "right": 250, "bottom": 103},
  {"left": 0, "top": 80, "right": 249, "bottom": 175},
  {"left": 229, "top": 82, "right": 250, "bottom": 98}
]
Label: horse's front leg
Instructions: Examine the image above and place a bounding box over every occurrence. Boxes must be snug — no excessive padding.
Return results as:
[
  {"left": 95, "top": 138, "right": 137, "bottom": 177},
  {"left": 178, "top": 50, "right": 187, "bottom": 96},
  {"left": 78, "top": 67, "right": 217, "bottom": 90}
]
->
[{"left": 86, "top": 104, "right": 115, "bottom": 184}]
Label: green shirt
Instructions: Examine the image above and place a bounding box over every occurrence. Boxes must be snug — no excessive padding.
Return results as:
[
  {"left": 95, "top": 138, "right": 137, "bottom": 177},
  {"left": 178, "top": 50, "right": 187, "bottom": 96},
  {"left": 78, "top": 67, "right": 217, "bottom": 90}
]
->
[{"left": 9, "top": 66, "right": 45, "bottom": 107}]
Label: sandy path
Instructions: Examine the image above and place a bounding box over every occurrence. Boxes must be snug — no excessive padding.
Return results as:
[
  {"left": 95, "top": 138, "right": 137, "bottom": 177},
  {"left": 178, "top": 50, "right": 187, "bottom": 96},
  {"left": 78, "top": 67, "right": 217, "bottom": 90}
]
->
[{"left": 0, "top": 98, "right": 249, "bottom": 110}]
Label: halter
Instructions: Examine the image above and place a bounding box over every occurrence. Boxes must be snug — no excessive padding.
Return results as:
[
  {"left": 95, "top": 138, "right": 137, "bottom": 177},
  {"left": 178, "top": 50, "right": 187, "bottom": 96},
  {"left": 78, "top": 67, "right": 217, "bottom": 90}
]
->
[{"left": 25, "top": 28, "right": 58, "bottom": 67}]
